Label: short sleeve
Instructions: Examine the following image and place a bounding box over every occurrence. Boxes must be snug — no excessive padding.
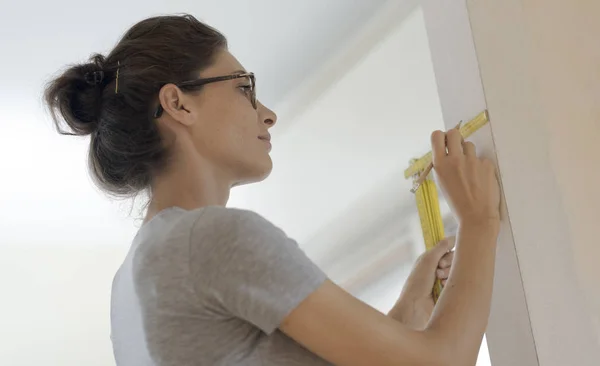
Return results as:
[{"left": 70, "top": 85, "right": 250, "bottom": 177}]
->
[{"left": 188, "top": 207, "right": 328, "bottom": 334}]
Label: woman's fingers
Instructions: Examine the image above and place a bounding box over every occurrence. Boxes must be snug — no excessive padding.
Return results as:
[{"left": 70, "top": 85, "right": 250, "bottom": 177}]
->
[
  {"left": 437, "top": 238, "right": 454, "bottom": 283},
  {"left": 463, "top": 141, "right": 476, "bottom": 157},
  {"left": 446, "top": 128, "right": 463, "bottom": 156},
  {"left": 431, "top": 130, "right": 447, "bottom": 164},
  {"left": 432, "top": 127, "right": 473, "bottom": 162},
  {"left": 436, "top": 267, "right": 451, "bottom": 279},
  {"left": 438, "top": 251, "right": 454, "bottom": 269}
]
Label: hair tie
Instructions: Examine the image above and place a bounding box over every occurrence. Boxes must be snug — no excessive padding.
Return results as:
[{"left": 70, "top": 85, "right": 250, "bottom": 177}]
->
[{"left": 84, "top": 70, "right": 105, "bottom": 86}]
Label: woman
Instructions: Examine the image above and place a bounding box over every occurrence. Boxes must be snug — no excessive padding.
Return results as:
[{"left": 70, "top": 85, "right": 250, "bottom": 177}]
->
[{"left": 45, "top": 14, "right": 500, "bottom": 366}]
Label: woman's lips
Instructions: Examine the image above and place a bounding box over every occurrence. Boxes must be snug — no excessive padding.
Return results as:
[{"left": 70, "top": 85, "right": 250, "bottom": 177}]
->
[{"left": 258, "top": 137, "right": 272, "bottom": 152}]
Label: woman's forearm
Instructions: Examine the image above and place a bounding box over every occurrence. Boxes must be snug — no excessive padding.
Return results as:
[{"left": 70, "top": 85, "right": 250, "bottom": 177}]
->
[{"left": 425, "top": 219, "right": 499, "bottom": 363}]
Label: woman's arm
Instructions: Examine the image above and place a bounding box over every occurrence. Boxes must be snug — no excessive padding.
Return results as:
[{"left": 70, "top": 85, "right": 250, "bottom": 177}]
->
[
  {"left": 280, "top": 128, "right": 500, "bottom": 366},
  {"left": 280, "top": 221, "right": 497, "bottom": 366}
]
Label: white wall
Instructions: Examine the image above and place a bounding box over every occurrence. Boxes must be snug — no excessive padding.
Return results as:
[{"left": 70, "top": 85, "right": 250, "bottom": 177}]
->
[
  {"left": 0, "top": 245, "right": 127, "bottom": 366},
  {"left": 452, "top": 0, "right": 600, "bottom": 363},
  {"left": 468, "top": 0, "right": 600, "bottom": 351},
  {"left": 526, "top": 0, "right": 600, "bottom": 337}
]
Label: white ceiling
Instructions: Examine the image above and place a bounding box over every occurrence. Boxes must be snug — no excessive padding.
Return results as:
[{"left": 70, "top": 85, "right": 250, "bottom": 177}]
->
[{"left": 0, "top": 0, "right": 389, "bottom": 108}]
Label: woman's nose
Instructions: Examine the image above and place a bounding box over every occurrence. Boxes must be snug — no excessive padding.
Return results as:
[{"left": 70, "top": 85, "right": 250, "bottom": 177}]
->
[{"left": 258, "top": 101, "right": 277, "bottom": 128}]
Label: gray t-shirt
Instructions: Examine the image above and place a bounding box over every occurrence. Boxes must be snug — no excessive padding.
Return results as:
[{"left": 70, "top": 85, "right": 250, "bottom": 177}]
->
[{"left": 110, "top": 206, "right": 331, "bottom": 365}]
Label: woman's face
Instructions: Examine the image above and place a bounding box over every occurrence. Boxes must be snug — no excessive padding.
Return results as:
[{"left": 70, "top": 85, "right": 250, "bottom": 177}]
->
[{"left": 160, "top": 49, "right": 277, "bottom": 186}]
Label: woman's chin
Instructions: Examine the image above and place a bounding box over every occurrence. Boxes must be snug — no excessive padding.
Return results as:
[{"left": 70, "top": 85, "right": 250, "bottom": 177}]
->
[{"left": 233, "top": 159, "right": 273, "bottom": 187}]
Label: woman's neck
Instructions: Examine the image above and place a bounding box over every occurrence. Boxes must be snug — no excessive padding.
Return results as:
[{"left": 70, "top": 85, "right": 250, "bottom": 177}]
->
[{"left": 144, "top": 155, "right": 231, "bottom": 224}]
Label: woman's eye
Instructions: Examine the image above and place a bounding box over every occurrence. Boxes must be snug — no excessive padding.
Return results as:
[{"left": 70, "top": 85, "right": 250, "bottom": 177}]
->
[{"left": 239, "top": 85, "right": 252, "bottom": 92}]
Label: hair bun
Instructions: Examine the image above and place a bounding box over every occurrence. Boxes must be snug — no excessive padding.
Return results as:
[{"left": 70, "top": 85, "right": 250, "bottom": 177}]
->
[{"left": 44, "top": 54, "right": 108, "bottom": 136}]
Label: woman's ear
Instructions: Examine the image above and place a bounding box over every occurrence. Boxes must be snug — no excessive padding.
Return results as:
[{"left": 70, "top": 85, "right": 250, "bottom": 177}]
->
[{"left": 158, "top": 84, "right": 193, "bottom": 126}]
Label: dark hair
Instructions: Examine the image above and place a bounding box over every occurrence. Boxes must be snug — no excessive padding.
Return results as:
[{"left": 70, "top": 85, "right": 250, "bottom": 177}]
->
[{"left": 44, "top": 14, "right": 227, "bottom": 196}]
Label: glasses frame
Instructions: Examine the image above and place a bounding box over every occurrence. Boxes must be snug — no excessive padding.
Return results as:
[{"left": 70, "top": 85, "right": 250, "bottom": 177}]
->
[{"left": 153, "top": 72, "right": 256, "bottom": 118}]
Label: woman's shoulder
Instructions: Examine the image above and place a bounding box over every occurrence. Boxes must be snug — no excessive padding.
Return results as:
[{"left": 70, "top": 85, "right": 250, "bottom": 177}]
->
[
  {"left": 130, "top": 206, "right": 286, "bottom": 282},
  {"left": 188, "top": 206, "right": 287, "bottom": 246},
  {"left": 137, "top": 206, "right": 284, "bottom": 252}
]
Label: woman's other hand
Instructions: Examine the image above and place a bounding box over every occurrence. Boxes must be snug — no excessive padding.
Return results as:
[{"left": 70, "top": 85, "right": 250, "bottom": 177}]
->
[{"left": 388, "top": 237, "right": 455, "bottom": 330}]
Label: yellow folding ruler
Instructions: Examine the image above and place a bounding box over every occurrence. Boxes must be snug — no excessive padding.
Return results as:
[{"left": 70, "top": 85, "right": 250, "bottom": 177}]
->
[{"left": 404, "top": 110, "right": 489, "bottom": 302}]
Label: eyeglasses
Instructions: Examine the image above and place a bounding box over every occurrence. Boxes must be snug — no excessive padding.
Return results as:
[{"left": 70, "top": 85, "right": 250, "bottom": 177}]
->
[{"left": 153, "top": 72, "right": 256, "bottom": 118}]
